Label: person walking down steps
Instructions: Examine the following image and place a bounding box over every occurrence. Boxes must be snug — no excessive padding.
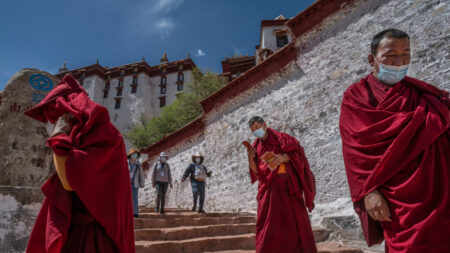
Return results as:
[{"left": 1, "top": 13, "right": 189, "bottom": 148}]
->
[
  {"left": 128, "top": 148, "right": 145, "bottom": 218},
  {"left": 152, "top": 152, "right": 173, "bottom": 214},
  {"left": 182, "top": 152, "right": 212, "bottom": 213}
]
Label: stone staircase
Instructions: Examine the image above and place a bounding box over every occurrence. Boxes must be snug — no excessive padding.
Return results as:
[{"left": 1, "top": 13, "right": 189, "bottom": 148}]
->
[{"left": 134, "top": 208, "right": 376, "bottom": 253}]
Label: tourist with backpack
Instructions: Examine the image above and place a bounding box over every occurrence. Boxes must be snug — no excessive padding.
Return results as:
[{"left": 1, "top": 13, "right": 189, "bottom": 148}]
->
[
  {"left": 181, "top": 152, "right": 212, "bottom": 213},
  {"left": 152, "top": 152, "right": 173, "bottom": 214}
]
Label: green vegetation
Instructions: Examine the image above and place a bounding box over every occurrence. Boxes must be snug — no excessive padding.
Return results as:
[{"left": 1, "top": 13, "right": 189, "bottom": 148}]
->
[{"left": 126, "top": 68, "right": 226, "bottom": 149}]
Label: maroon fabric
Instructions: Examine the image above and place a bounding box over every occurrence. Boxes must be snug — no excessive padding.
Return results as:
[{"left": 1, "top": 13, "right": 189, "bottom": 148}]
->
[
  {"left": 340, "top": 73, "right": 450, "bottom": 252},
  {"left": 61, "top": 193, "right": 118, "bottom": 253},
  {"left": 24, "top": 74, "right": 135, "bottom": 253},
  {"left": 250, "top": 128, "right": 317, "bottom": 253}
]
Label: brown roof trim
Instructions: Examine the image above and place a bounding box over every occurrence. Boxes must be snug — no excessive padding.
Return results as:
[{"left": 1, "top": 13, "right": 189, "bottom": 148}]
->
[
  {"left": 201, "top": 43, "right": 297, "bottom": 114},
  {"left": 286, "top": 0, "right": 354, "bottom": 38},
  {"left": 140, "top": 117, "right": 205, "bottom": 157},
  {"left": 261, "top": 19, "right": 290, "bottom": 27},
  {"left": 55, "top": 58, "right": 196, "bottom": 80}
]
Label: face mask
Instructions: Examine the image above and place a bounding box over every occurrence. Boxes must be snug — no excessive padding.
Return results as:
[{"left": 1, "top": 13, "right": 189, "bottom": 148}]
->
[
  {"left": 131, "top": 153, "right": 138, "bottom": 159},
  {"left": 252, "top": 128, "right": 266, "bottom": 138},
  {"left": 45, "top": 122, "right": 54, "bottom": 137},
  {"left": 376, "top": 62, "right": 409, "bottom": 85},
  {"left": 160, "top": 157, "right": 166, "bottom": 163},
  {"left": 194, "top": 158, "right": 201, "bottom": 164}
]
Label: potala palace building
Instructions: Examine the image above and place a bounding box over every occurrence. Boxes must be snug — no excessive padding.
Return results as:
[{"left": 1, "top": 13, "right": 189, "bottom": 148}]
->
[{"left": 55, "top": 53, "right": 196, "bottom": 149}]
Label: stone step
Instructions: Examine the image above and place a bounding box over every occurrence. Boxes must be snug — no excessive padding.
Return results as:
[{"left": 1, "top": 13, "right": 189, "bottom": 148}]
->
[
  {"left": 139, "top": 208, "right": 191, "bottom": 213},
  {"left": 135, "top": 233, "right": 255, "bottom": 253},
  {"left": 204, "top": 242, "right": 364, "bottom": 253},
  {"left": 317, "top": 242, "right": 364, "bottom": 253},
  {"left": 134, "top": 223, "right": 256, "bottom": 241},
  {"left": 139, "top": 212, "right": 253, "bottom": 219},
  {"left": 134, "top": 216, "right": 256, "bottom": 229}
]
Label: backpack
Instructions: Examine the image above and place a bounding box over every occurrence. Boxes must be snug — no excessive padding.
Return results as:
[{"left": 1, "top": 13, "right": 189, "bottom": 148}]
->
[{"left": 194, "top": 164, "right": 207, "bottom": 181}]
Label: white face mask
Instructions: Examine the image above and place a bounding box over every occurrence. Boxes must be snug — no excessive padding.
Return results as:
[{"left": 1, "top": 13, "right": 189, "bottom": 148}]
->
[
  {"left": 131, "top": 153, "right": 138, "bottom": 159},
  {"left": 160, "top": 157, "right": 167, "bottom": 163},
  {"left": 45, "top": 122, "right": 54, "bottom": 137},
  {"left": 252, "top": 127, "right": 265, "bottom": 138},
  {"left": 376, "top": 62, "right": 409, "bottom": 85},
  {"left": 194, "top": 158, "right": 201, "bottom": 164}
]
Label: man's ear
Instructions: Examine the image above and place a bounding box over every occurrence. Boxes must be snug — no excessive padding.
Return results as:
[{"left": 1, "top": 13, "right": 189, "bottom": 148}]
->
[{"left": 368, "top": 54, "right": 375, "bottom": 67}]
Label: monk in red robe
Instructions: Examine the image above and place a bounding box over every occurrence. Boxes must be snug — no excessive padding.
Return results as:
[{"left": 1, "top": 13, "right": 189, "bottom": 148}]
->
[
  {"left": 24, "top": 74, "right": 135, "bottom": 253},
  {"left": 246, "top": 116, "right": 317, "bottom": 253},
  {"left": 340, "top": 29, "right": 450, "bottom": 253}
]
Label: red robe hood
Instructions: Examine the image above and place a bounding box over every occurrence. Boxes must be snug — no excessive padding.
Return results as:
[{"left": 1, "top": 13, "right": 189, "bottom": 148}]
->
[{"left": 24, "top": 74, "right": 135, "bottom": 253}]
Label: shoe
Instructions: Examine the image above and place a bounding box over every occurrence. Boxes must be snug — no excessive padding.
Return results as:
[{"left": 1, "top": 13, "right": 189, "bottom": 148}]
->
[
  {"left": 160, "top": 210, "right": 165, "bottom": 214},
  {"left": 192, "top": 207, "right": 196, "bottom": 211},
  {"left": 134, "top": 214, "right": 139, "bottom": 218},
  {"left": 198, "top": 209, "right": 205, "bottom": 214}
]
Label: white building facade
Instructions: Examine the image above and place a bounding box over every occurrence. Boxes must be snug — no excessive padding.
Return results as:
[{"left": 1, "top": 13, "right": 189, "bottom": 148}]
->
[
  {"left": 56, "top": 54, "right": 195, "bottom": 149},
  {"left": 256, "top": 15, "right": 292, "bottom": 64}
]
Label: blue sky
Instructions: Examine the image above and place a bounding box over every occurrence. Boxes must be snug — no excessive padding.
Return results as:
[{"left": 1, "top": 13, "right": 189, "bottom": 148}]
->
[{"left": 0, "top": 0, "right": 315, "bottom": 91}]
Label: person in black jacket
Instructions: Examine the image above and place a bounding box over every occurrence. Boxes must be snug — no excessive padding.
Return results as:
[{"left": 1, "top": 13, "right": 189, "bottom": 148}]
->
[{"left": 181, "top": 152, "right": 212, "bottom": 213}]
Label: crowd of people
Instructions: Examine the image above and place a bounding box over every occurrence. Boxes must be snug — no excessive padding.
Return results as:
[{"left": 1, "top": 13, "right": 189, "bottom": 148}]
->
[{"left": 22, "top": 28, "right": 449, "bottom": 253}]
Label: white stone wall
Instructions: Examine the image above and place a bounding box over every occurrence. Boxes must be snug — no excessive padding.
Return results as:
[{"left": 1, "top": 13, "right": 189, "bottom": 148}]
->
[
  {"left": 140, "top": 0, "right": 450, "bottom": 227},
  {"left": 150, "top": 71, "right": 192, "bottom": 117}
]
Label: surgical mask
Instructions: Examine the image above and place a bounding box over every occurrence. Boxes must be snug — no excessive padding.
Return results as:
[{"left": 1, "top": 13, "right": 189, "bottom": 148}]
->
[
  {"left": 252, "top": 128, "right": 265, "bottom": 138},
  {"left": 376, "top": 62, "right": 409, "bottom": 85},
  {"left": 194, "top": 158, "right": 201, "bottom": 164},
  {"left": 45, "top": 122, "right": 55, "bottom": 137},
  {"left": 160, "top": 157, "right": 167, "bottom": 163},
  {"left": 131, "top": 153, "right": 138, "bottom": 159}
]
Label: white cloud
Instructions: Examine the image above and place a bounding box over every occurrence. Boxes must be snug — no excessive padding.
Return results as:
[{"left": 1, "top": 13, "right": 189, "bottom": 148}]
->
[
  {"left": 128, "top": 0, "right": 184, "bottom": 37},
  {"left": 196, "top": 49, "right": 206, "bottom": 57}
]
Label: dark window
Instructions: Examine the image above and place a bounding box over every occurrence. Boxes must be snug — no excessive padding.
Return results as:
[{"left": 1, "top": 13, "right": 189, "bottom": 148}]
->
[
  {"left": 132, "top": 76, "right": 138, "bottom": 84},
  {"left": 159, "top": 97, "right": 166, "bottom": 107},
  {"left": 118, "top": 79, "right": 123, "bottom": 87},
  {"left": 105, "top": 81, "right": 110, "bottom": 89},
  {"left": 178, "top": 73, "right": 184, "bottom": 81},
  {"left": 117, "top": 88, "right": 122, "bottom": 96},
  {"left": 276, "top": 34, "right": 289, "bottom": 48},
  {"left": 161, "top": 87, "right": 166, "bottom": 94},
  {"left": 103, "top": 90, "right": 109, "bottom": 98},
  {"left": 79, "top": 79, "right": 84, "bottom": 86},
  {"left": 160, "top": 77, "right": 166, "bottom": 85},
  {"left": 115, "top": 99, "right": 121, "bottom": 109},
  {"left": 177, "top": 83, "right": 183, "bottom": 91},
  {"left": 131, "top": 85, "right": 137, "bottom": 93}
]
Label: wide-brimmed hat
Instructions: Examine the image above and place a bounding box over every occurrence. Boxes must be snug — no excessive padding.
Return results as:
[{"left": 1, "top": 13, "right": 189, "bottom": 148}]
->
[
  {"left": 127, "top": 148, "right": 140, "bottom": 159},
  {"left": 192, "top": 152, "right": 204, "bottom": 162}
]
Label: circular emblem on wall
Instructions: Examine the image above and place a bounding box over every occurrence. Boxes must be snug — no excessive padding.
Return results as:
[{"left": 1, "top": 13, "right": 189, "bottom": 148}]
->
[{"left": 29, "top": 74, "right": 54, "bottom": 92}]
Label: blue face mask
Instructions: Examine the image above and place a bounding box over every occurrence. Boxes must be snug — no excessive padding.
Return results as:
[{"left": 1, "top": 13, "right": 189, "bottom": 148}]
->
[
  {"left": 252, "top": 128, "right": 266, "bottom": 138},
  {"left": 377, "top": 63, "right": 409, "bottom": 85}
]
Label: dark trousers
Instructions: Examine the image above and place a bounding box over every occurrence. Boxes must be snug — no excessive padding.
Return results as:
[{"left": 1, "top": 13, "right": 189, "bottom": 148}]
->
[
  {"left": 191, "top": 180, "right": 205, "bottom": 210},
  {"left": 131, "top": 185, "right": 139, "bottom": 216},
  {"left": 155, "top": 182, "right": 168, "bottom": 212}
]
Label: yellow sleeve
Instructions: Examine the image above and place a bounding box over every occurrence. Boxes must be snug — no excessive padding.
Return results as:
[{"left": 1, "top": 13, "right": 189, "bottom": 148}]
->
[{"left": 53, "top": 153, "right": 74, "bottom": 191}]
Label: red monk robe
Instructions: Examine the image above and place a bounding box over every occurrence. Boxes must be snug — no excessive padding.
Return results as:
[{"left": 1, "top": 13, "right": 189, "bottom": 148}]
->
[
  {"left": 250, "top": 128, "right": 317, "bottom": 253},
  {"left": 340, "top": 73, "right": 450, "bottom": 253},
  {"left": 24, "top": 74, "right": 135, "bottom": 253}
]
